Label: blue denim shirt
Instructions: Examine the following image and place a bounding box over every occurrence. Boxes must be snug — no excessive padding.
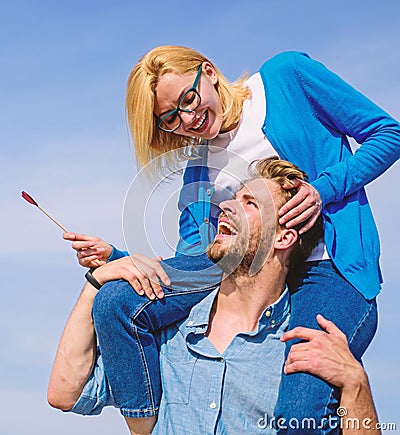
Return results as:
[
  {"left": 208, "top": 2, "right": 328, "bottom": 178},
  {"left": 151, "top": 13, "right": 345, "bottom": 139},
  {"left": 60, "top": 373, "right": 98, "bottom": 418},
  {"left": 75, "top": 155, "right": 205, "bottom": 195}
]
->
[
  {"left": 69, "top": 289, "right": 290, "bottom": 434},
  {"left": 153, "top": 288, "right": 290, "bottom": 434}
]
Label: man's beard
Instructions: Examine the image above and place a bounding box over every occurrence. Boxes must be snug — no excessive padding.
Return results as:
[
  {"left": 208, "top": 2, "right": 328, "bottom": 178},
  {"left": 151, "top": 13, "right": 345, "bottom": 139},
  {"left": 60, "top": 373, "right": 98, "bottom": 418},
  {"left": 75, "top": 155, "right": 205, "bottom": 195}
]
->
[{"left": 207, "top": 225, "right": 275, "bottom": 277}]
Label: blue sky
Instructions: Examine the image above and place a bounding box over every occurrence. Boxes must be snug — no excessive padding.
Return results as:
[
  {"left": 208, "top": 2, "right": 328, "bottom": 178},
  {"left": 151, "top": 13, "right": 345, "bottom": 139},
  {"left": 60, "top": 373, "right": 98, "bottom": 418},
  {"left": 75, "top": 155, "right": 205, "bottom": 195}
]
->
[{"left": 1, "top": 1, "right": 399, "bottom": 433}]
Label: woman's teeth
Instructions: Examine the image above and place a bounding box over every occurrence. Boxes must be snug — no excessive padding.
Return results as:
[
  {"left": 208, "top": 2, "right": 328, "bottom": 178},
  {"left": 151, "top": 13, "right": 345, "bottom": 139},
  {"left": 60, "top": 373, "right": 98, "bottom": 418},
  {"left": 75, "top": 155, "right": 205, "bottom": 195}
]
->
[{"left": 192, "top": 112, "right": 207, "bottom": 130}]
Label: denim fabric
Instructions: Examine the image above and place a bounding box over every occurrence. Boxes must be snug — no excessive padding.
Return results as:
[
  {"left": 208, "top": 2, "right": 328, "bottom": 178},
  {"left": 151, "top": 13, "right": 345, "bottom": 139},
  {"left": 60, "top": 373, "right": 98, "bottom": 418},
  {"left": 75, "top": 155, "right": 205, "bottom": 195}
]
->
[
  {"left": 274, "top": 260, "right": 378, "bottom": 435},
  {"left": 91, "top": 253, "right": 222, "bottom": 417},
  {"left": 152, "top": 289, "right": 290, "bottom": 435},
  {"left": 68, "top": 350, "right": 116, "bottom": 415}
]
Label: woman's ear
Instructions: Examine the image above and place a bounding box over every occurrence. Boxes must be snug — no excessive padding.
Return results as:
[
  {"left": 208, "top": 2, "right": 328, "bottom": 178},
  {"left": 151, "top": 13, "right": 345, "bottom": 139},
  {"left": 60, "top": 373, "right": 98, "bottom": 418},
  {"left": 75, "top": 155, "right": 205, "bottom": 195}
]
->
[
  {"left": 202, "top": 61, "right": 218, "bottom": 85},
  {"left": 274, "top": 228, "right": 298, "bottom": 251}
]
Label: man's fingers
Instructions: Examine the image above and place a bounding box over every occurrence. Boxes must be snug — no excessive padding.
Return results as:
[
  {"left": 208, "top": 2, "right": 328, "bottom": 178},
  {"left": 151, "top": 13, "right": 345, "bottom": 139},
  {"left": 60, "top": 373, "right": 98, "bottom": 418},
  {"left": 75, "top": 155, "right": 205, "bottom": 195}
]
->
[
  {"left": 284, "top": 359, "right": 316, "bottom": 375},
  {"left": 316, "top": 314, "right": 347, "bottom": 340},
  {"left": 281, "top": 326, "right": 320, "bottom": 342}
]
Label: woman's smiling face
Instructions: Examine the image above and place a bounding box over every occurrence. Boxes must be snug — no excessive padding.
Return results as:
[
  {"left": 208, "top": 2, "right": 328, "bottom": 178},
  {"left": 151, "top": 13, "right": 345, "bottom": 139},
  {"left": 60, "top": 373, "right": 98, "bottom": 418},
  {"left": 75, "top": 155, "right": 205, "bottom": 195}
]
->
[{"left": 154, "top": 62, "right": 224, "bottom": 140}]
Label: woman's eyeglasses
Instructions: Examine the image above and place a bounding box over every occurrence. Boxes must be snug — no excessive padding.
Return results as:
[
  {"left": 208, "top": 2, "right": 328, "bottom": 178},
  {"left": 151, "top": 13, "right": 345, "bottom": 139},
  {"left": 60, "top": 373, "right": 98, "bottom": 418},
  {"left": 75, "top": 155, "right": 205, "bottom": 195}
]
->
[{"left": 157, "top": 65, "right": 202, "bottom": 133}]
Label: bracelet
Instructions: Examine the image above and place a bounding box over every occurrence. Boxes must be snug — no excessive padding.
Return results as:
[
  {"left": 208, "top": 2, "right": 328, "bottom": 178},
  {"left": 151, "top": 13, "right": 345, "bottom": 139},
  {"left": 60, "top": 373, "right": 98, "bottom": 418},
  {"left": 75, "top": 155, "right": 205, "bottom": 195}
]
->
[{"left": 85, "top": 268, "right": 103, "bottom": 290}]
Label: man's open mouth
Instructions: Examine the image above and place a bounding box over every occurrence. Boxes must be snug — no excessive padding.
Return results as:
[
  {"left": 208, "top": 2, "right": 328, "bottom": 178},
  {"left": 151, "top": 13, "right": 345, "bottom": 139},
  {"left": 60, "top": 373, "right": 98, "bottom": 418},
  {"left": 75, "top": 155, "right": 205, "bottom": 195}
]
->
[{"left": 217, "top": 218, "right": 238, "bottom": 236}]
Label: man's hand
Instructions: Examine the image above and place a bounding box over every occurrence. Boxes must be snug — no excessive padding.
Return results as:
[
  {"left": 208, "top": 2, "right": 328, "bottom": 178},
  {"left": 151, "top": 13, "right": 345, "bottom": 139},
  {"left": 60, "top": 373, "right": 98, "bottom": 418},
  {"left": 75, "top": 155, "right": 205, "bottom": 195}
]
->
[
  {"left": 64, "top": 232, "right": 113, "bottom": 268},
  {"left": 281, "top": 314, "right": 364, "bottom": 389},
  {"left": 282, "top": 315, "right": 380, "bottom": 434},
  {"left": 92, "top": 254, "right": 171, "bottom": 300},
  {"left": 278, "top": 179, "right": 322, "bottom": 234}
]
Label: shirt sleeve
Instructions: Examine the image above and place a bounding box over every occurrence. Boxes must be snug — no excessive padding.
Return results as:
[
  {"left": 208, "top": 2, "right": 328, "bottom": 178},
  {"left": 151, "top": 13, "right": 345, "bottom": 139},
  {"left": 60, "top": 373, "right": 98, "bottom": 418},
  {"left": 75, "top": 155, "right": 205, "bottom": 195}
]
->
[
  {"left": 107, "top": 245, "right": 129, "bottom": 262},
  {"left": 291, "top": 52, "right": 400, "bottom": 206},
  {"left": 66, "top": 349, "right": 117, "bottom": 416}
]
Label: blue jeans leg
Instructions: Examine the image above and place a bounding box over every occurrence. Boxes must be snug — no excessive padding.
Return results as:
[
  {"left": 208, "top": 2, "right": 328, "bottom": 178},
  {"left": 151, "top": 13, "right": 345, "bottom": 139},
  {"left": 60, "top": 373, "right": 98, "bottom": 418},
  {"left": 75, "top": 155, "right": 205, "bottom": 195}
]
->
[
  {"left": 275, "top": 260, "right": 378, "bottom": 435},
  {"left": 92, "top": 253, "right": 222, "bottom": 418}
]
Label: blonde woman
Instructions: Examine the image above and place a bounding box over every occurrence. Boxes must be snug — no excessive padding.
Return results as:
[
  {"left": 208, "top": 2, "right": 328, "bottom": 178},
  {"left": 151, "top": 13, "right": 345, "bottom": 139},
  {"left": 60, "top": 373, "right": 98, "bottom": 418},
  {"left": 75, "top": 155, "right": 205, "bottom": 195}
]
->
[{"left": 62, "top": 46, "right": 399, "bottom": 434}]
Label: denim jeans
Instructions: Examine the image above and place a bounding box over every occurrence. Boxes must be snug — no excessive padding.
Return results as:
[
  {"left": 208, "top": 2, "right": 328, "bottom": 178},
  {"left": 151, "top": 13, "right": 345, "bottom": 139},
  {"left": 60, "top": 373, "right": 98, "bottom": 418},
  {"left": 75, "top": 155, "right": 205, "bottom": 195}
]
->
[
  {"left": 92, "top": 253, "right": 222, "bottom": 418},
  {"left": 274, "top": 260, "right": 378, "bottom": 435}
]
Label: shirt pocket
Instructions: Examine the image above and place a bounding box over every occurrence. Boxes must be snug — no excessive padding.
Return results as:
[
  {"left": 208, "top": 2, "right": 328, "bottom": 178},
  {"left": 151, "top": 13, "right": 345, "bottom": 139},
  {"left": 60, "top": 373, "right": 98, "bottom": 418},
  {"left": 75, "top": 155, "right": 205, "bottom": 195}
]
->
[{"left": 160, "top": 354, "right": 197, "bottom": 405}]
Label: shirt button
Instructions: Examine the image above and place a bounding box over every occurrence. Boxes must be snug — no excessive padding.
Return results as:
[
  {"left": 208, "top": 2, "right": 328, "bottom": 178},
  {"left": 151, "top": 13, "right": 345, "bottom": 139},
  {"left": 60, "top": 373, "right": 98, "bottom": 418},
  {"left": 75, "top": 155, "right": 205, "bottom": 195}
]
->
[
  {"left": 271, "top": 319, "right": 276, "bottom": 325},
  {"left": 219, "top": 357, "right": 224, "bottom": 363},
  {"left": 265, "top": 310, "right": 271, "bottom": 318},
  {"left": 204, "top": 217, "right": 210, "bottom": 224},
  {"left": 206, "top": 189, "right": 212, "bottom": 195},
  {"left": 187, "top": 320, "right": 193, "bottom": 327},
  {"left": 210, "top": 402, "right": 217, "bottom": 409}
]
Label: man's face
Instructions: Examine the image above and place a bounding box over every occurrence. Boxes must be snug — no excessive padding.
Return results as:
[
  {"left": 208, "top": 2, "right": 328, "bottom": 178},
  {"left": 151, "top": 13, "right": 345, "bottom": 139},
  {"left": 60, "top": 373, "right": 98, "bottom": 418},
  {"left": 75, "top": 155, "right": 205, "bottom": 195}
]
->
[{"left": 207, "top": 178, "right": 279, "bottom": 276}]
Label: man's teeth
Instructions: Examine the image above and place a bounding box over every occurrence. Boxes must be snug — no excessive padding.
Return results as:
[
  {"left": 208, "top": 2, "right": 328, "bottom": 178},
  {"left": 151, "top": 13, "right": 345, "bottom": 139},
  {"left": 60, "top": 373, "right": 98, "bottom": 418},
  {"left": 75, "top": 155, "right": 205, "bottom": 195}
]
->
[
  {"left": 192, "top": 112, "right": 207, "bottom": 130},
  {"left": 218, "top": 221, "right": 238, "bottom": 235}
]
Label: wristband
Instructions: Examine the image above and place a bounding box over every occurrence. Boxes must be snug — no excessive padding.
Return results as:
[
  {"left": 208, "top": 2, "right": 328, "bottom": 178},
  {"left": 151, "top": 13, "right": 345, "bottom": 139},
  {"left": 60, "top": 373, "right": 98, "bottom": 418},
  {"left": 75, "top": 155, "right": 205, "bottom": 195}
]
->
[{"left": 85, "top": 268, "right": 103, "bottom": 290}]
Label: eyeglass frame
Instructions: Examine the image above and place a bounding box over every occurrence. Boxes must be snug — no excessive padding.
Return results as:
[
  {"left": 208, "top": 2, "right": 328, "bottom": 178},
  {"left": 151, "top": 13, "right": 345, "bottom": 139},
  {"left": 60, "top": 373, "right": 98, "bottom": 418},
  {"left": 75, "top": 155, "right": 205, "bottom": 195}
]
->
[{"left": 156, "top": 64, "right": 203, "bottom": 133}]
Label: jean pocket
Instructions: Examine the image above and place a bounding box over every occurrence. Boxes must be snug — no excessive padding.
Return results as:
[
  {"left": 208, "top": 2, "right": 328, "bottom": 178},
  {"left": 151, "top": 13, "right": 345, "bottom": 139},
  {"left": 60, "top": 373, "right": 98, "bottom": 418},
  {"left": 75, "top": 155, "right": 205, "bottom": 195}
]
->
[{"left": 160, "top": 355, "right": 197, "bottom": 404}]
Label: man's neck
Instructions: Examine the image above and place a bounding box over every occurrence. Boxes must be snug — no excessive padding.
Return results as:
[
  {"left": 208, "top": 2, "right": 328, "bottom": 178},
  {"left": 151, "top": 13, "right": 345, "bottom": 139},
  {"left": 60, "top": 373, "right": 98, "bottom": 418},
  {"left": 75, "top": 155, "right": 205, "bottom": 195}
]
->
[{"left": 206, "top": 260, "right": 287, "bottom": 354}]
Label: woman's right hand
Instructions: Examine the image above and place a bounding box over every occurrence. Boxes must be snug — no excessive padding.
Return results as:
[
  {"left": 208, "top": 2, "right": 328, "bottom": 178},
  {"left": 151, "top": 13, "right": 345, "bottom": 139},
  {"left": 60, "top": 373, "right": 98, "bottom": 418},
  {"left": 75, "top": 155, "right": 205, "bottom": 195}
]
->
[
  {"left": 63, "top": 232, "right": 113, "bottom": 268},
  {"left": 92, "top": 254, "right": 171, "bottom": 300}
]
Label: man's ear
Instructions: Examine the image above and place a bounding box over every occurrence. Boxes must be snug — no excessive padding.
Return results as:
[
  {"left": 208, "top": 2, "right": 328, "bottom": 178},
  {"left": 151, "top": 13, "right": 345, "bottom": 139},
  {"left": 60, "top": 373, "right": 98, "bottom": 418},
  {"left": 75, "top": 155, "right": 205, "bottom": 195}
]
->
[
  {"left": 274, "top": 228, "right": 298, "bottom": 251},
  {"left": 202, "top": 61, "right": 218, "bottom": 85}
]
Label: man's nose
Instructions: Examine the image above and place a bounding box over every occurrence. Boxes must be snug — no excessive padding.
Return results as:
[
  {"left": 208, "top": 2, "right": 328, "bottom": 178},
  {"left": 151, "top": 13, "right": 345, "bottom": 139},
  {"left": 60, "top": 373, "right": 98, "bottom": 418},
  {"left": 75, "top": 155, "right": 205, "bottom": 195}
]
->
[{"left": 220, "top": 199, "right": 237, "bottom": 215}]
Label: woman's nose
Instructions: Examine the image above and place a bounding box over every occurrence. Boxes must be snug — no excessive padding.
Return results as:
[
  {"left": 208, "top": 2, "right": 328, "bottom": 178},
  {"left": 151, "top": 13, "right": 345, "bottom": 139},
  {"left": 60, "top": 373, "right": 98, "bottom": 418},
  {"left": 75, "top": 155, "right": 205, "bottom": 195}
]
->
[{"left": 180, "top": 110, "right": 196, "bottom": 125}]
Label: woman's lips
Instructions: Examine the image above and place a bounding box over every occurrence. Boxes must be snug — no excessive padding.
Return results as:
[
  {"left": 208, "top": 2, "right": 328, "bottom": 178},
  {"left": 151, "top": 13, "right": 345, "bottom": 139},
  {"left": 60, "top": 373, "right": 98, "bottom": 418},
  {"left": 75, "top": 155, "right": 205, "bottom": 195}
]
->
[{"left": 190, "top": 110, "right": 209, "bottom": 133}]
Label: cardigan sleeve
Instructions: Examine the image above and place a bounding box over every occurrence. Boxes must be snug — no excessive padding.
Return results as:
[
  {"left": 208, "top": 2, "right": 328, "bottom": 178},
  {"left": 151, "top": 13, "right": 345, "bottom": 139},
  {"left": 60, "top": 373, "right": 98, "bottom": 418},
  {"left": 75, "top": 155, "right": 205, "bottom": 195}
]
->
[{"left": 291, "top": 52, "right": 400, "bottom": 206}]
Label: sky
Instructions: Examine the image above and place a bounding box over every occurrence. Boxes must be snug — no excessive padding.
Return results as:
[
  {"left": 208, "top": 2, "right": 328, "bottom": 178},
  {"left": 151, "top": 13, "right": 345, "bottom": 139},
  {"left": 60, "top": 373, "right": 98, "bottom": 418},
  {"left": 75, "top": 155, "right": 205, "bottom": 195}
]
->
[{"left": 1, "top": 1, "right": 399, "bottom": 433}]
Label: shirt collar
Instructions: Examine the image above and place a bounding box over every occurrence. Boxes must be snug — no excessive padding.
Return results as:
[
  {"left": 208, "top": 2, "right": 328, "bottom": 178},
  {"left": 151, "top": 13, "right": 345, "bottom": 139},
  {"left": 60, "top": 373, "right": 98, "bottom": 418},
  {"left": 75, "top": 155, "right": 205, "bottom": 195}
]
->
[{"left": 180, "top": 287, "right": 290, "bottom": 338}]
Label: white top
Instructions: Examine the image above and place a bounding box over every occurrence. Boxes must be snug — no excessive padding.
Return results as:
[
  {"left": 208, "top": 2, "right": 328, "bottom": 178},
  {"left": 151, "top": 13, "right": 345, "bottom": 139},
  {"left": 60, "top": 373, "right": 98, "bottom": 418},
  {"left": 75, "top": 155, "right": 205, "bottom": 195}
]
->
[{"left": 208, "top": 73, "right": 329, "bottom": 261}]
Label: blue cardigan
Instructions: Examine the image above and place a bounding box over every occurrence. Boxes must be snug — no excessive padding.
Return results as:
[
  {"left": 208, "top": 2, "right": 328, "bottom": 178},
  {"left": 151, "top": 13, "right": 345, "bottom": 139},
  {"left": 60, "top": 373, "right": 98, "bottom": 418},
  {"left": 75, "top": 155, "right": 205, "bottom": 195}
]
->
[{"left": 176, "top": 52, "right": 400, "bottom": 300}]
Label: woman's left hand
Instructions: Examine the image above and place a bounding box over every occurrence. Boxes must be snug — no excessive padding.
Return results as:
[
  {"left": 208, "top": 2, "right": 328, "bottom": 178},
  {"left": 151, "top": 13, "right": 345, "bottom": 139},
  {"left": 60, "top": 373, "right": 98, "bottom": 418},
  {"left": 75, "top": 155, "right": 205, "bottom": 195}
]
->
[{"left": 278, "top": 179, "right": 322, "bottom": 234}]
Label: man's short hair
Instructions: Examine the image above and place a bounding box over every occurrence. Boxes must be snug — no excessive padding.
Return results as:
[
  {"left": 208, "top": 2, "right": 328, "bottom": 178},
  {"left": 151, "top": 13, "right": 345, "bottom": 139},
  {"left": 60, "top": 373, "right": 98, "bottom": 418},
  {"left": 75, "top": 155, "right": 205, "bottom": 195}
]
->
[{"left": 249, "top": 156, "right": 323, "bottom": 269}]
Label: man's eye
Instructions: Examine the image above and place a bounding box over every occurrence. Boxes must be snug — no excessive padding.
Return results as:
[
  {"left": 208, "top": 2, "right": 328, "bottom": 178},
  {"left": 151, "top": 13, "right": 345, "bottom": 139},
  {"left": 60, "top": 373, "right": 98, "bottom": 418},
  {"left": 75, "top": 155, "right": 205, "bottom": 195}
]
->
[{"left": 247, "top": 200, "right": 258, "bottom": 207}]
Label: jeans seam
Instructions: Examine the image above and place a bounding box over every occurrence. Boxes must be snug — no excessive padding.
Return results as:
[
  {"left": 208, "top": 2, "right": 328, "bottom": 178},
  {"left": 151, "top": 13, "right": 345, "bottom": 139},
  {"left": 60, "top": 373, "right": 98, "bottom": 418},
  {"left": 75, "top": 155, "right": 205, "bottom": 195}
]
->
[
  {"left": 127, "top": 324, "right": 156, "bottom": 414},
  {"left": 321, "top": 388, "right": 338, "bottom": 434},
  {"left": 348, "top": 301, "right": 375, "bottom": 347},
  {"left": 120, "top": 406, "right": 159, "bottom": 418},
  {"left": 129, "top": 286, "right": 216, "bottom": 321}
]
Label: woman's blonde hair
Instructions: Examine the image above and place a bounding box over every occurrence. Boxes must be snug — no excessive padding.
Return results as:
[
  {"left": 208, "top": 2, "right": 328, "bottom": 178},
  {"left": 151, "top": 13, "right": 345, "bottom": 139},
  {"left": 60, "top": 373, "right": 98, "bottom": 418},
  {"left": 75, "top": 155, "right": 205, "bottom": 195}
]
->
[{"left": 126, "top": 46, "right": 250, "bottom": 172}]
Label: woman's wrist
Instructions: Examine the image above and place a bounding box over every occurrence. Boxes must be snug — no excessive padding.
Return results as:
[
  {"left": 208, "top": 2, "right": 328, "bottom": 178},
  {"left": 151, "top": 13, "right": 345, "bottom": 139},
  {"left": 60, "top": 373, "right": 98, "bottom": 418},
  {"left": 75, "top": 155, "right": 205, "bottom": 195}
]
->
[
  {"left": 91, "top": 267, "right": 105, "bottom": 285},
  {"left": 85, "top": 268, "right": 103, "bottom": 290}
]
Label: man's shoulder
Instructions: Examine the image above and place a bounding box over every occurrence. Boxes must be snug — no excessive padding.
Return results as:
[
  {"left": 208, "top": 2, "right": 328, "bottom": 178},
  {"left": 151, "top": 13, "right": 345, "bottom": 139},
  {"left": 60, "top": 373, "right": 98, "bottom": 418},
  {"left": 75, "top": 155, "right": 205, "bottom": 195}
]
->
[{"left": 159, "top": 288, "right": 220, "bottom": 343}]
